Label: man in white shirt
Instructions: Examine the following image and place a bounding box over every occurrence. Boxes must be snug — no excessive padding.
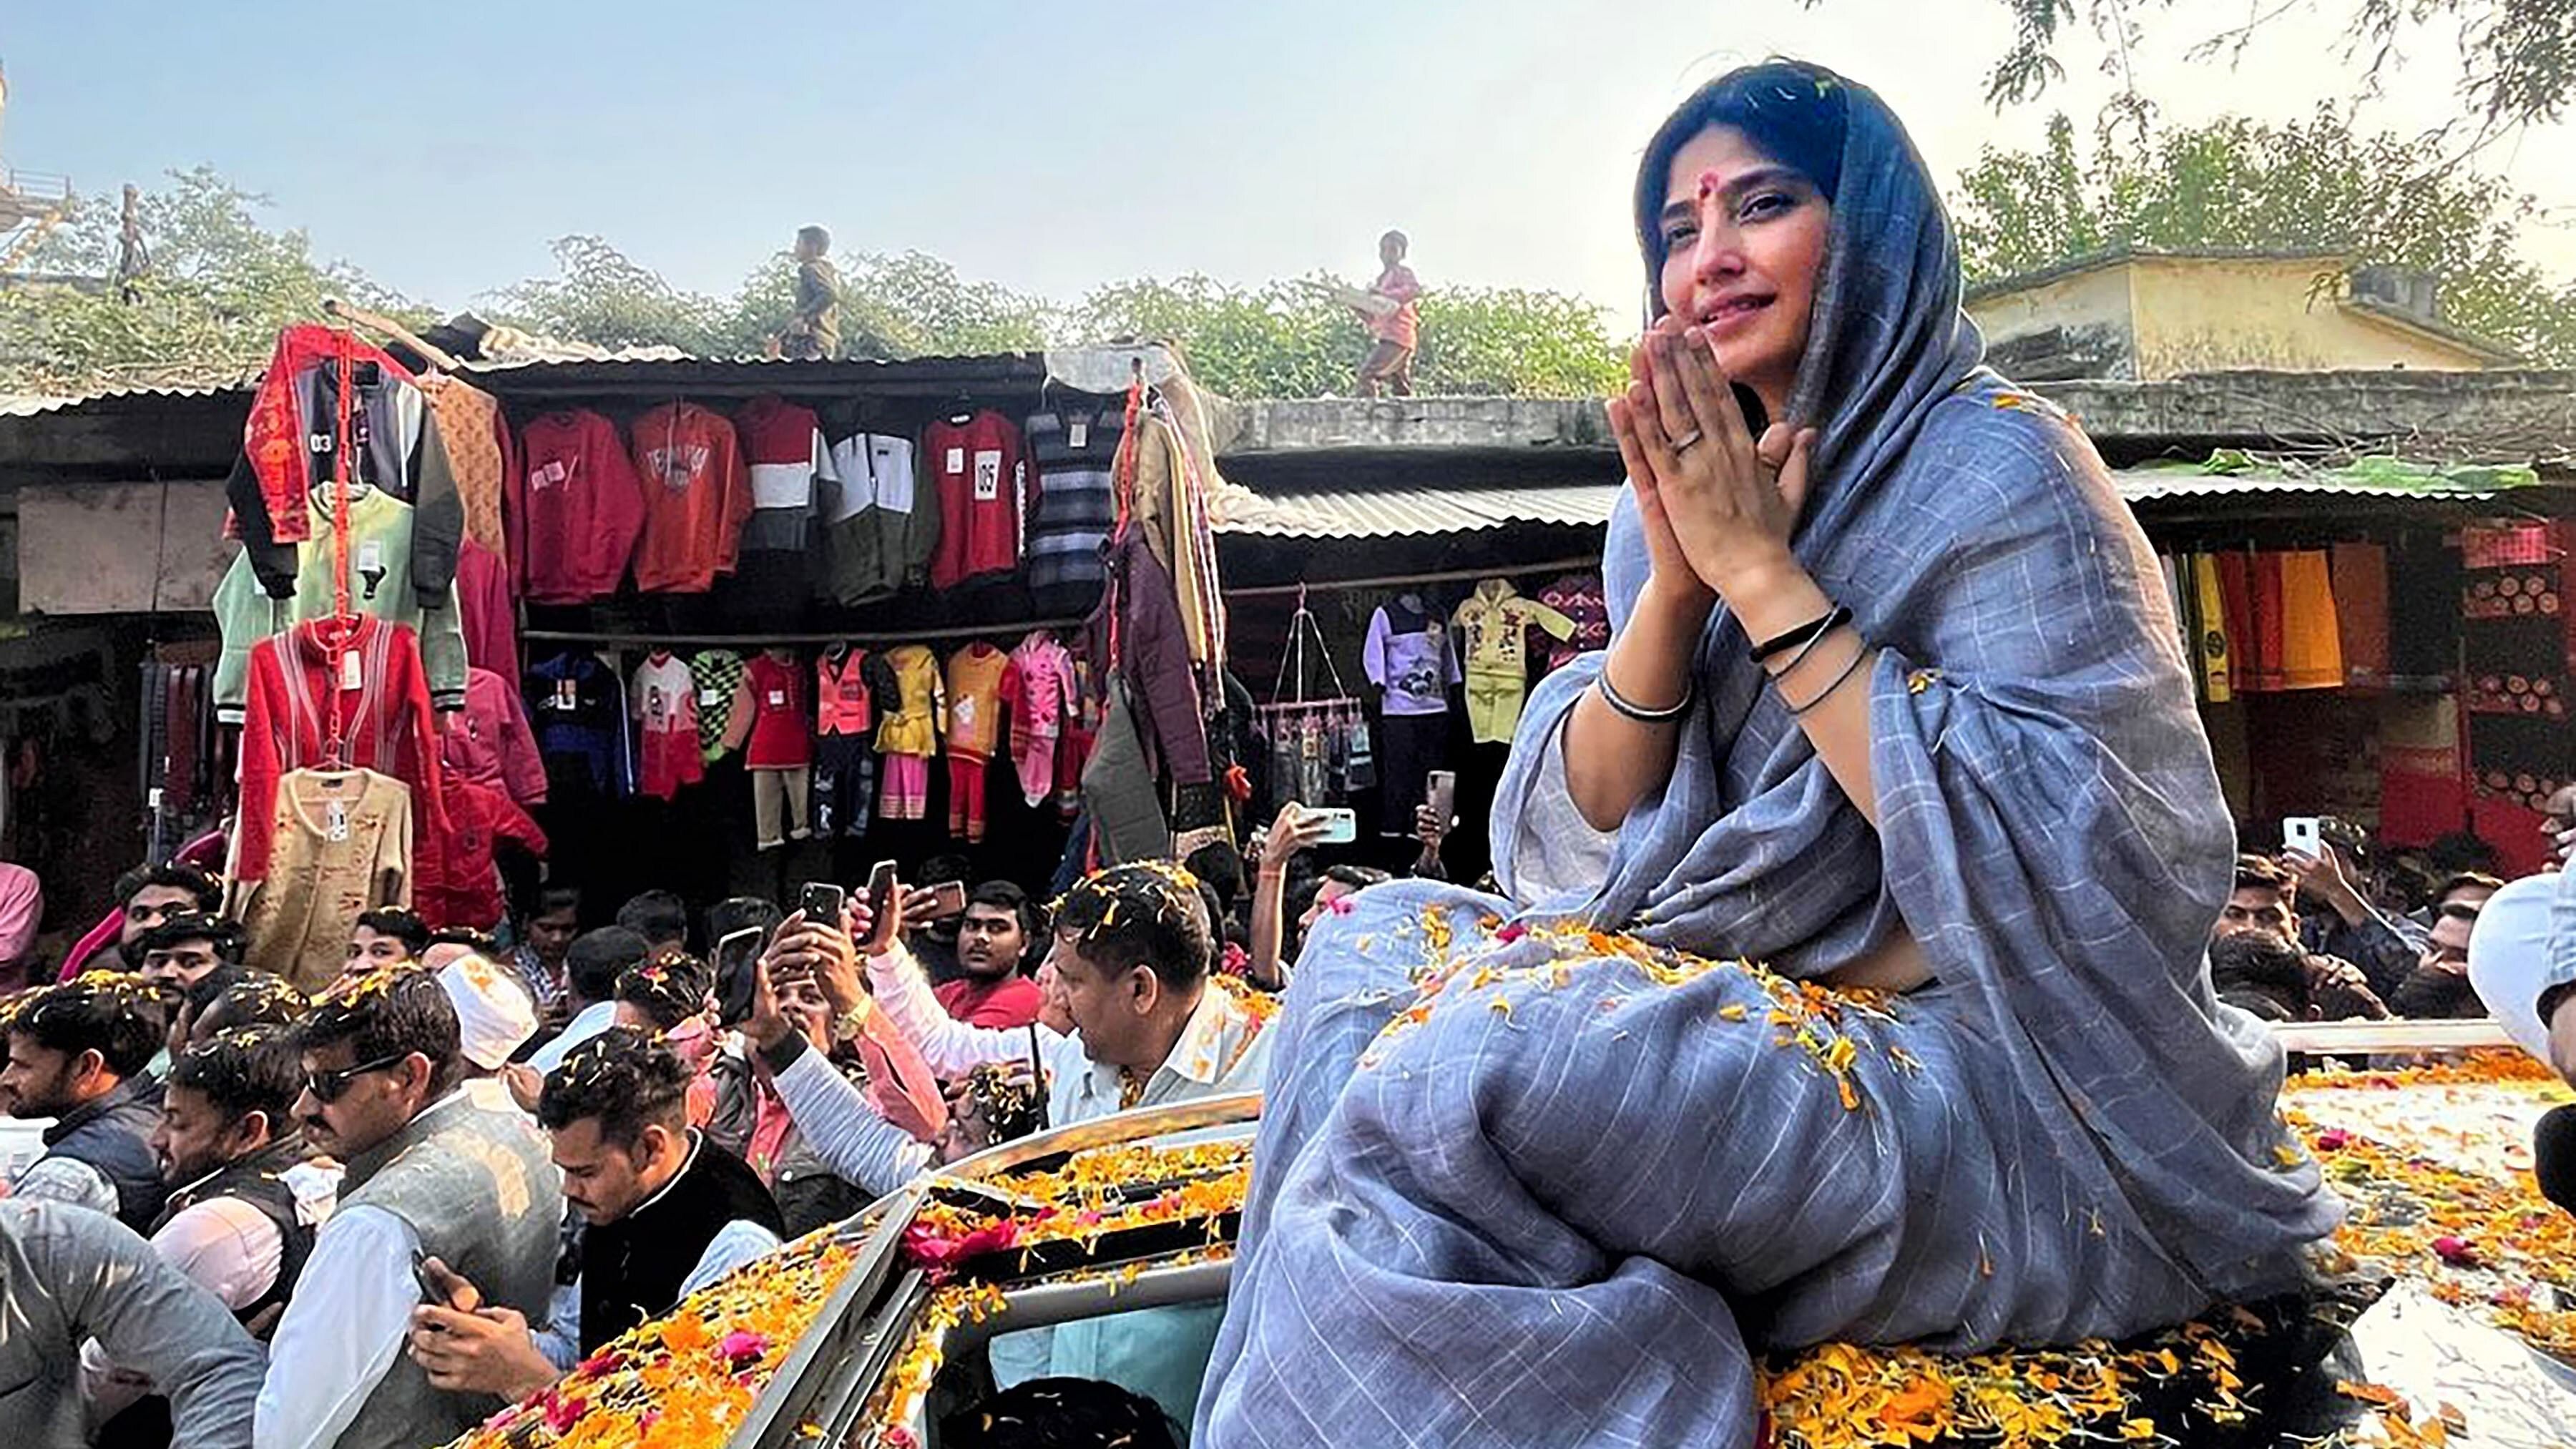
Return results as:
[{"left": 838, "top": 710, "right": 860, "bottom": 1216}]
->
[
  {"left": 746, "top": 862, "right": 1270, "bottom": 1427},
  {"left": 89, "top": 1024, "right": 336, "bottom": 1428},
  {"left": 254, "top": 969, "right": 562, "bottom": 1449},
  {"left": 403, "top": 1027, "right": 783, "bottom": 1399}
]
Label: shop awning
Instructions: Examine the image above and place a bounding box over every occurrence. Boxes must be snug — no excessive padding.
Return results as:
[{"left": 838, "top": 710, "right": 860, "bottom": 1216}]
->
[{"left": 1220, "top": 455, "right": 2550, "bottom": 541}]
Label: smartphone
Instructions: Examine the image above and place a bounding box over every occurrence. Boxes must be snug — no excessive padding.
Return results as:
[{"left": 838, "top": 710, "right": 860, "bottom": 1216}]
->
[
  {"left": 1425, "top": 770, "right": 1458, "bottom": 827},
  {"left": 922, "top": 880, "right": 969, "bottom": 920},
  {"left": 864, "top": 861, "right": 899, "bottom": 927},
  {"left": 714, "top": 925, "right": 768, "bottom": 1025},
  {"left": 1313, "top": 807, "right": 1358, "bottom": 845},
  {"left": 2283, "top": 816, "right": 2323, "bottom": 858},
  {"left": 411, "top": 1247, "right": 451, "bottom": 1317},
  {"left": 798, "top": 880, "right": 847, "bottom": 926}
]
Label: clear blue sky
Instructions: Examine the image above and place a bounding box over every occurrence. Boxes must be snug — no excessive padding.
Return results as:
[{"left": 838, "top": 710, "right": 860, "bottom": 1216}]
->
[{"left": 6, "top": 0, "right": 2570, "bottom": 324}]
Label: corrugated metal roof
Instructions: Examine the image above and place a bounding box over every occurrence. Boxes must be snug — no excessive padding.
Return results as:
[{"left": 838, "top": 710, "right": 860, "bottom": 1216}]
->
[
  {"left": 0, "top": 378, "right": 255, "bottom": 415},
  {"left": 1221, "top": 462, "right": 2540, "bottom": 540}
]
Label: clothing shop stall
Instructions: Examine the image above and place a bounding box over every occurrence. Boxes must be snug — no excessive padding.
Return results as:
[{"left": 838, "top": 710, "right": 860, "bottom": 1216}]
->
[{"left": 152, "top": 323, "right": 1250, "bottom": 949}]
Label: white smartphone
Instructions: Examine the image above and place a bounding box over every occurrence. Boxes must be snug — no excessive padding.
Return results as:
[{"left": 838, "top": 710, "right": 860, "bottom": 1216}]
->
[
  {"left": 1313, "top": 807, "right": 1358, "bottom": 845},
  {"left": 2283, "top": 816, "right": 2323, "bottom": 858}
]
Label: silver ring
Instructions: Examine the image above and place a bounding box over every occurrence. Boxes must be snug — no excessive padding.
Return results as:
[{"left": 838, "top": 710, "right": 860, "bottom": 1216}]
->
[{"left": 1669, "top": 428, "right": 1703, "bottom": 454}]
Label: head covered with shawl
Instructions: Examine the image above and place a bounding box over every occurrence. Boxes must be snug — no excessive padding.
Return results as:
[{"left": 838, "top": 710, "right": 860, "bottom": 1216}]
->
[{"left": 1492, "top": 60, "right": 2336, "bottom": 1295}]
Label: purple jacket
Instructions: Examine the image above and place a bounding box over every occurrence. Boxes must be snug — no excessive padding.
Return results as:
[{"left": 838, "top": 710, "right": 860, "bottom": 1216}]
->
[{"left": 1090, "top": 528, "right": 1211, "bottom": 785}]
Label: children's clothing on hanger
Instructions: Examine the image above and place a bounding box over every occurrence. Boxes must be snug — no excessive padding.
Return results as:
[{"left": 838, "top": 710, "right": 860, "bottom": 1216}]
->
[
  {"left": 629, "top": 401, "right": 752, "bottom": 594},
  {"left": 819, "top": 431, "right": 934, "bottom": 605},
  {"left": 444, "top": 667, "right": 547, "bottom": 806},
  {"left": 1023, "top": 408, "right": 1124, "bottom": 617},
  {"left": 924, "top": 410, "right": 1031, "bottom": 590},
  {"left": 873, "top": 644, "right": 946, "bottom": 822},
  {"left": 212, "top": 485, "right": 470, "bottom": 718},
  {"left": 813, "top": 644, "right": 878, "bottom": 838},
  {"left": 728, "top": 652, "right": 813, "bottom": 849},
  {"left": 515, "top": 408, "right": 648, "bottom": 604},
  {"left": 413, "top": 773, "right": 548, "bottom": 933},
  {"left": 688, "top": 650, "right": 748, "bottom": 763},
  {"left": 1001, "top": 632, "right": 1075, "bottom": 807},
  {"left": 235, "top": 616, "right": 446, "bottom": 889},
  {"left": 1452, "top": 579, "right": 1577, "bottom": 745},
  {"left": 526, "top": 652, "right": 632, "bottom": 800},
  {"left": 1363, "top": 594, "right": 1459, "bottom": 838},
  {"left": 943, "top": 642, "right": 1016, "bottom": 843},
  {"left": 734, "top": 396, "right": 833, "bottom": 609},
  {"left": 416, "top": 373, "right": 514, "bottom": 566},
  {"left": 233, "top": 767, "right": 413, "bottom": 993},
  {"left": 632, "top": 652, "right": 705, "bottom": 800},
  {"left": 1537, "top": 573, "right": 1609, "bottom": 672}
]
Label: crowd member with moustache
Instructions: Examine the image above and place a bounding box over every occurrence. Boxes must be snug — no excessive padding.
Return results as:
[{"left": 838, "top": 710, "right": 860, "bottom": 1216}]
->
[
  {"left": 255, "top": 969, "right": 562, "bottom": 1449},
  {"left": 90, "top": 1025, "right": 334, "bottom": 1446},
  {"left": 403, "top": 1028, "right": 784, "bottom": 1399},
  {"left": 934, "top": 883, "right": 1047, "bottom": 1028},
  {"left": 139, "top": 913, "right": 255, "bottom": 1058},
  {"left": 2, "top": 973, "right": 168, "bottom": 1228},
  {"left": 2388, "top": 903, "right": 2489, "bottom": 1019},
  {"left": 0, "top": 1199, "right": 265, "bottom": 1449},
  {"left": 57, "top": 863, "right": 224, "bottom": 979},
  {"left": 2208, "top": 855, "right": 2386, "bottom": 1018},
  {"left": 753, "top": 863, "right": 1268, "bottom": 1424}
]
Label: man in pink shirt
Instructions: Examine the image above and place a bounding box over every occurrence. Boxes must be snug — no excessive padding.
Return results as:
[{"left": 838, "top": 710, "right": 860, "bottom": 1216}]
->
[{"left": 1354, "top": 230, "right": 1423, "bottom": 398}]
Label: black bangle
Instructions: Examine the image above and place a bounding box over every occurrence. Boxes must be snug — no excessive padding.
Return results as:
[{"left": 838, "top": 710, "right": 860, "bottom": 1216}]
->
[
  {"left": 2541, "top": 981, "right": 2576, "bottom": 1030},
  {"left": 1750, "top": 604, "right": 1853, "bottom": 663},
  {"left": 1596, "top": 671, "right": 1693, "bottom": 724}
]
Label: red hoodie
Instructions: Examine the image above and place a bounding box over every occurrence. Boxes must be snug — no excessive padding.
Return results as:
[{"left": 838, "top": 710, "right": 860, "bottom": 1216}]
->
[{"left": 514, "top": 410, "right": 647, "bottom": 604}]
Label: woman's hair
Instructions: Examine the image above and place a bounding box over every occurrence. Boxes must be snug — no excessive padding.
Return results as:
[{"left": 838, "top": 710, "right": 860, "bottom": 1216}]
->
[{"left": 1632, "top": 59, "right": 1851, "bottom": 315}]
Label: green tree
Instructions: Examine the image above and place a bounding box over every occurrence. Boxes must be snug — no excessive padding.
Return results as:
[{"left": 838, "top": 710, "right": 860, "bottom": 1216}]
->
[
  {"left": 482, "top": 234, "right": 734, "bottom": 353},
  {"left": 1069, "top": 272, "right": 1627, "bottom": 398},
  {"left": 1950, "top": 108, "right": 2576, "bottom": 365},
  {"left": 1948, "top": 0, "right": 2573, "bottom": 135},
  {"left": 0, "top": 166, "right": 410, "bottom": 393}
]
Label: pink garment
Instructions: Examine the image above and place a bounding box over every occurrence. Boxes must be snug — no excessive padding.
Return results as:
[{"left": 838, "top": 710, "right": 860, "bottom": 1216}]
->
[
  {"left": 443, "top": 668, "right": 548, "bottom": 805},
  {"left": 454, "top": 538, "right": 520, "bottom": 684},
  {"left": 0, "top": 863, "right": 41, "bottom": 971},
  {"left": 1001, "top": 632, "right": 1074, "bottom": 807}
]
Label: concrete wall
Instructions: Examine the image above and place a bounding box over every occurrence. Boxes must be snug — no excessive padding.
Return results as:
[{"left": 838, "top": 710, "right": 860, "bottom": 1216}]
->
[
  {"left": 2127, "top": 256, "right": 2490, "bottom": 378},
  {"left": 1964, "top": 262, "right": 2139, "bottom": 380}
]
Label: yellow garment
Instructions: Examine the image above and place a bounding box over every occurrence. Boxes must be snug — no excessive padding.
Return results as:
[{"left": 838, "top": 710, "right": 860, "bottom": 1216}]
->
[
  {"left": 2278, "top": 549, "right": 2345, "bottom": 691},
  {"left": 418, "top": 374, "right": 509, "bottom": 561},
  {"left": 2188, "top": 554, "right": 2233, "bottom": 704},
  {"left": 235, "top": 767, "right": 413, "bottom": 993},
  {"left": 944, "top": 642, "right": 1012, "bottom": 762},
  {"left": 876, "top": 644, "right": 947, "bottom": 758},
  {"left": 1453, "top": 580, "right": 1577, "bottom": 744}
]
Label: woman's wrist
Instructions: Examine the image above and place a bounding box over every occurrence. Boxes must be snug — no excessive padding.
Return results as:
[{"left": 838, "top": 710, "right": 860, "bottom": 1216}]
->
[{"left": 1637, "top": 571, "right": 1717, "bottom": 625}]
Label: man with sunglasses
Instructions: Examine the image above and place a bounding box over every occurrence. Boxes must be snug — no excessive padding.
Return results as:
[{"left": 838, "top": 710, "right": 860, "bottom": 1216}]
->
[{"left": 256, "top": 970, "right": 562, "bottom": 1449}]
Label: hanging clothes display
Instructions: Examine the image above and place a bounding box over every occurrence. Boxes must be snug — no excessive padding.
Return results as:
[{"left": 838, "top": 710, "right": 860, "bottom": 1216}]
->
[
  {"left": 818, "top": 431, "right": 935, "bottom": 605},
  {"left": 525, "top": 652, "right": 632, "bottom": 800},
  {"left": 233, "top": 616, "right": 446, "bottom": 890},
  {"left": 444, "top": 667, "right": 547, "bottom": 807},
  {"left": 688, "top": 649, "right": 748, "bottom": 764},
  {"left": 733, "top": 396, "right": 831, "bottom": 611},
  {"left": 453, "top": 537, "right": 519, "bottom": 684},
  {"left": 230, "top": 325, "right": 461, "bottom": 582},
  {"left": 1262, "top": 596, "right": 1365, "bottom": 814},
  {"left": 1123, "top": 397, "right": 1225, "bottom": 670},
  {"left": 514, "top": 408, "right": 648, "bottom": 604},
  {"left": 233, "top": 767, "right": 413, "bottom": 993},
  {"left": 212, "top": 484, "right": 470, "bottom": 718},
  {"left": 873, "top": 644, "right": 946, "bottom": 822},
  {"left": 2186, "top": 554, "right": 2235, "bottom": 703},
  {"left": 1365, "top": 593, "right": 1459, "bottom": 838},
  {"left": 1537, "top": 573, "right": 1608, "bottom": 672},
  {"left": 1023, "top": 407, "right": 1124, "bottom": 617},
  {"left": 413, "top": 772, "right": 548, "bottom": 933},
  {"left": 2276, "top": 550, "right": 2346, "bottom": 691},
  {"left": 726, "top": 649, "right": 812, "bottom": 850},
  {"left": 1093, "top": 528, "right": 1211, "bottom": 786},
  {"left": 415, "top": 373, "right": 515, "bottom": 567},
  {"left": 1001, "top": 632, "right": 1075, "bottom": 807},
  {"left": 1452, "top": 579, "right": 1577, "bottom": 745},
  {"left": 2332, "top": 542, "right": 2390, "bottom": 689},
  {"left": 942, "top": 642, "right": 1016, "bottom": 843},
  {"left": 630, "top": 401, "right": 752, "bottom": 594},
  {"left": 924, "top": 410, "right": 1030, "bottom": 590},
  {"left": 631, "top": 652, "right": 705, "bottom": 801},
  {"left": 2215, "top": 554, "right": 2259, "bottom": 692},
  {"left": 813, "top": 644, "right": 877, "bottom": 838}
]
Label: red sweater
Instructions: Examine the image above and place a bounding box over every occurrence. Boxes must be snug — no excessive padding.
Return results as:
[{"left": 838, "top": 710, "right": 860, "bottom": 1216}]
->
[
  {"left": 630, "top": 402, "right": 753, "bottom": 594},
  {"left": 413, "top": 774, "right": 549, "bottom": 930},
  {"left": 235, "top": 617, "right": 446, "bottom": 885},
  {"left": 926, "top": 411, "right": 1033, "bottom": 589},
  {"left": 514, "top": 410, "right": 648, "bottom": 604}
]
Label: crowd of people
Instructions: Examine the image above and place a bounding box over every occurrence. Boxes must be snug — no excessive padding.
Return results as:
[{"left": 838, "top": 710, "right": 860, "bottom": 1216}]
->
[
  {"left": 2209, "top": 827, "right": 2517, "bottom": 1025},
  {"left": 0, "top": 785, "right": 1429, "bottom": 1447}
]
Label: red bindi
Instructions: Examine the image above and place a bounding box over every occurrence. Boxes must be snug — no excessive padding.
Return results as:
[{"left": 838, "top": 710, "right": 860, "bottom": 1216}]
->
[{"left": 1695, "top": 169, "right": 1728, "bottom": 202}]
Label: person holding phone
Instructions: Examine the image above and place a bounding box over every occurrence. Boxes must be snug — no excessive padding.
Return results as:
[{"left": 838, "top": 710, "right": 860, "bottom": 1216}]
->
[{"left": 2279, "top": 825, "right": 2427, "bottom": 1000}]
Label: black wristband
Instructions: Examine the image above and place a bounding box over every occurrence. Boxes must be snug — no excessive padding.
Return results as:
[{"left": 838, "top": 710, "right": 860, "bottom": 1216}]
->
[{"left": 1750, "top": 604, "right": 1853, "bottom": 663}]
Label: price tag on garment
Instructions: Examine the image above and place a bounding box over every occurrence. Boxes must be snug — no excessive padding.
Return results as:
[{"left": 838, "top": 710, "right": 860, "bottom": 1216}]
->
[
  {"left": 1067, "top": 421, "right": 1089, "bottom": 449},
  {"left": 945, "top": 447, "right": 966, "bottom": 475},
  {"left": 698, "top": 688, "right": 725, "bottom": 707},
  {"left": 554, "top": 680, "right": 578, "bottom": 712},
  {"left": 325, "top": 799, "right": 351, "bottom": 843},
  {"left": 340, "top": 650, "right": 365, "bottom": 692},
  {"left": 973, "top": 450, "right": 1002, "bottom": 501},
  {"left": 357, "top": 539, "right": 384, "bottom": 575},
  {"left": 766, "top": 690, "right": 786, "bottom": 708}
]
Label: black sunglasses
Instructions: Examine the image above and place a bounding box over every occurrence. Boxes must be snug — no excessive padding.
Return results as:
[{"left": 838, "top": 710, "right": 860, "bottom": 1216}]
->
[{"left": 305, "top": 1051, "right": 413, "bottom": 1104}]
